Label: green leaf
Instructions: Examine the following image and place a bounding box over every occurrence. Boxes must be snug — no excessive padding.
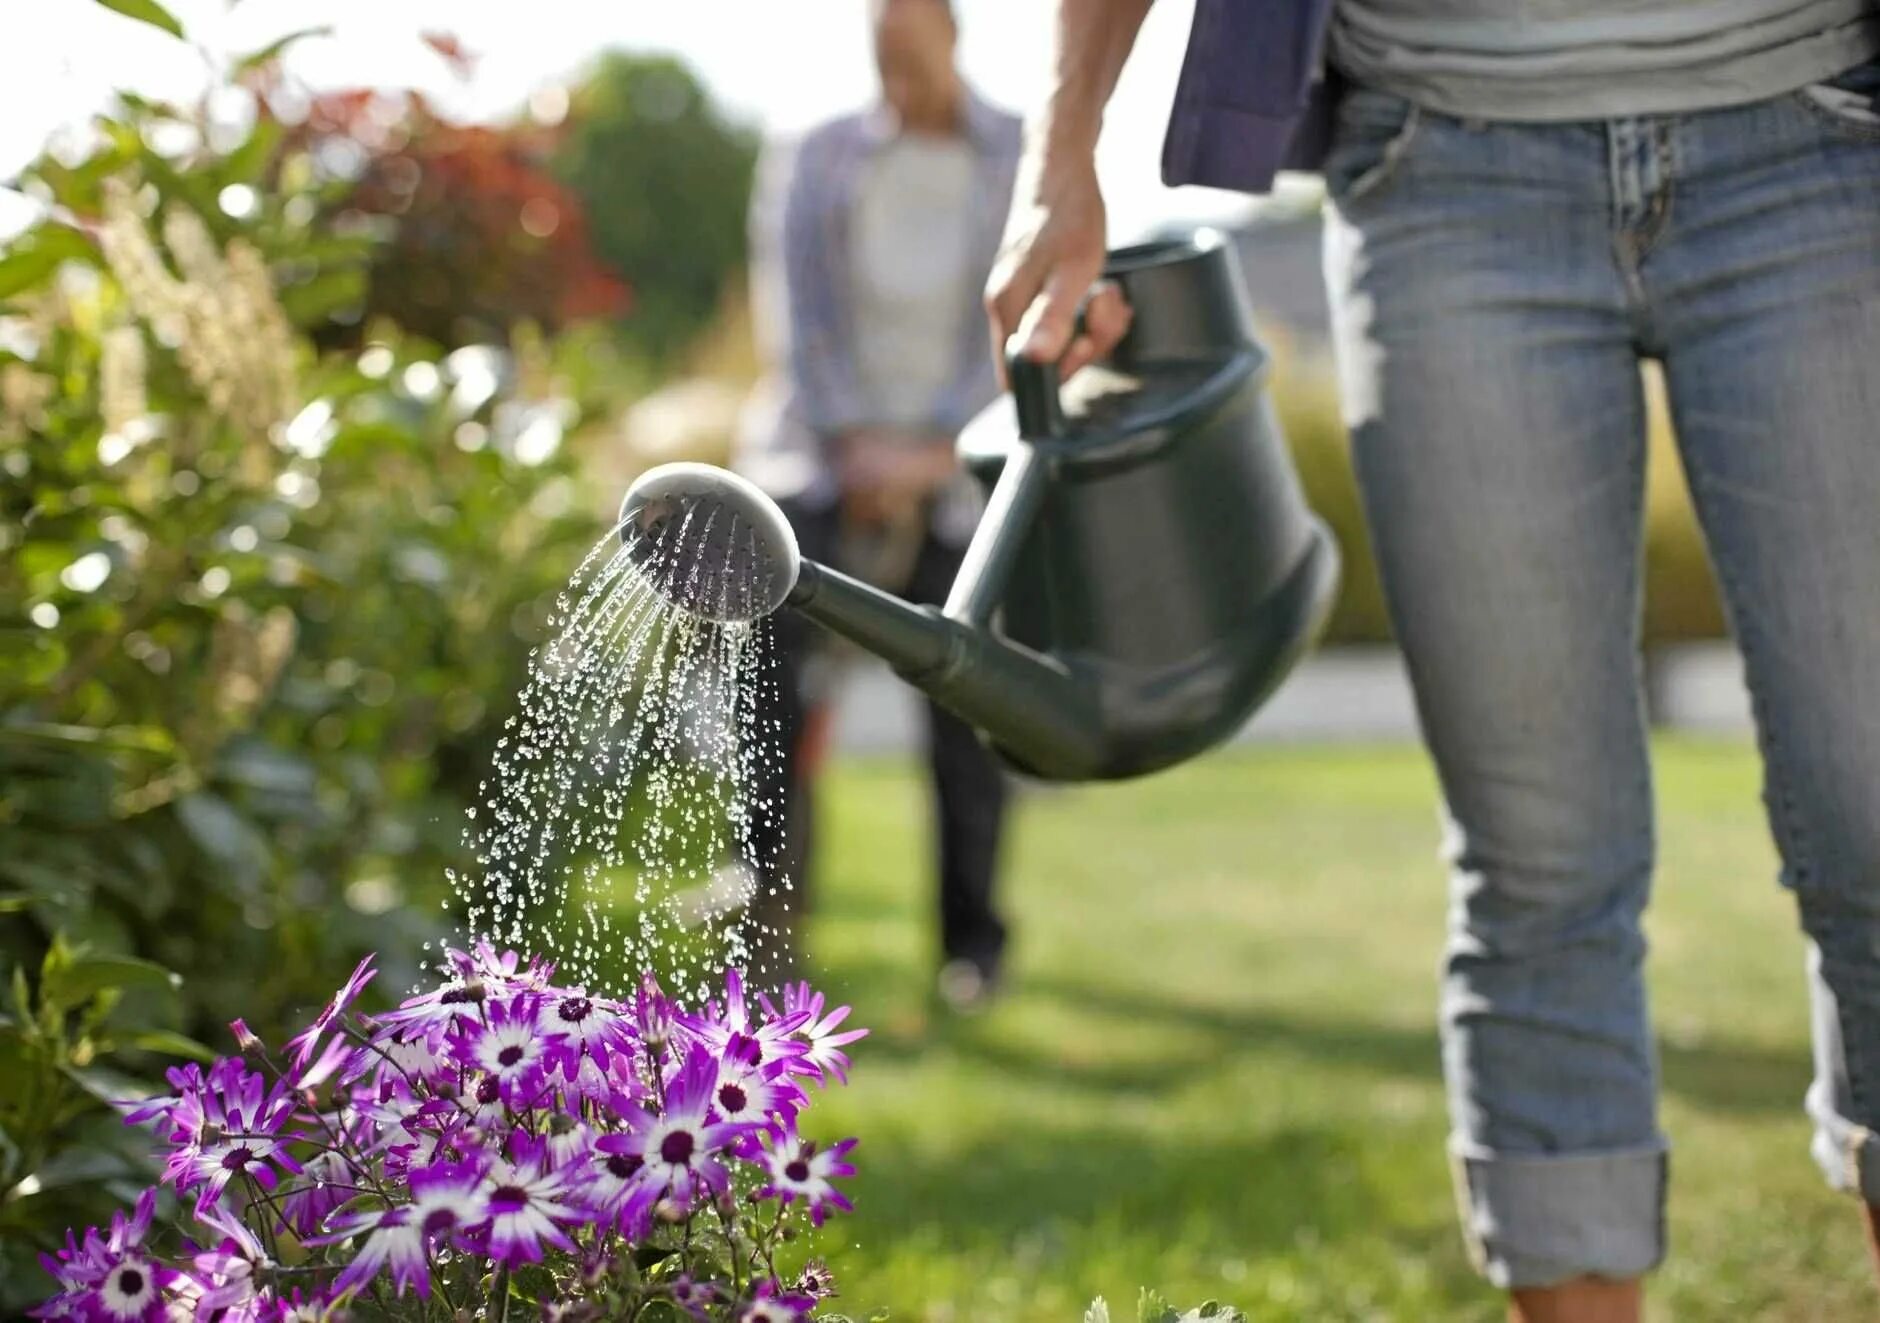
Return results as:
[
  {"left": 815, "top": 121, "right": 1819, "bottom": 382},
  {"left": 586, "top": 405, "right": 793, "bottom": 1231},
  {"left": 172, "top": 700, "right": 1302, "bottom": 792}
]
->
[
  {"left": 123, "top": 1029, "right": 214, "bottom": 1063},
  {"left": 93, "top": 0, "right": 185, "bottom": 38},
  {"left": 0, "top": 224, "right": 96, "bottom": 301},
  {"left": 234, "top": 26, "right": 332, "bottom": 74},
  {"left": 41, "top": 952, "right": 180, "bottom": 1015}
]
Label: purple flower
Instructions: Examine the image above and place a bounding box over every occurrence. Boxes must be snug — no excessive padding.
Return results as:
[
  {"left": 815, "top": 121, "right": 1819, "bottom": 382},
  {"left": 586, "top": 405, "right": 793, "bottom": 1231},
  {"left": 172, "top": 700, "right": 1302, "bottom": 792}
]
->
[
  {"left": 28, "top": 1188, "right": 175, "bottom": 1323},
  {"left": 707, "top": 1033, "right": 805, "bottom": 1131},
  {"left": 598, "top": 1045, "right": 754, "bottom": 1209},
  {"left": 737, "top": 1278, "right": 817, "bottom": 1323},
  {"left": 278, "top": 1150, "right": 357, "bottom": 1238},
  {"left": 761, "top": 981, "right": 869, "bottom": 1086},
  {"left": 142, "top": 1059, "right": 303, "bottom": 1216},
  {"left": 311, "top": 1159, "right": 484, "bottom": 1299},
  {"left": 450, "top": 993, "right": 555, "bottom": 1102},
  {"left": 670, "top": 1275, "right": 723, "bottom": 1321},
  {"left": 543, "top": 990, "right": 637, "bottom": 1080},
  {"left": 630, "top": 973, "right": 676, "bottom": 1051},
  {"left": 474, "top": 1140, "right": 586, "bottom": 1266},
  {"left": 284, "top": 954, "right": 376, "bottom": 1076},
  {"left": 574, "top": 1133, "right": 655, "bottom": 1238},
  {"left": 680, "top": 969, "right": 808, "bottom": 1070},
  {"left": 755, "top": 1130, "right": 857, "bottom": 1227}
]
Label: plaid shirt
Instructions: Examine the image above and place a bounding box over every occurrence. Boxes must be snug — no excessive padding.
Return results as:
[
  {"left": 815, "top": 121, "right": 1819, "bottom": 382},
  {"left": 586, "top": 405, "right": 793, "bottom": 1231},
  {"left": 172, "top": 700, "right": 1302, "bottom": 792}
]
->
[{"left": 735, "top": 90, "right": 1023, "bottom": 505}]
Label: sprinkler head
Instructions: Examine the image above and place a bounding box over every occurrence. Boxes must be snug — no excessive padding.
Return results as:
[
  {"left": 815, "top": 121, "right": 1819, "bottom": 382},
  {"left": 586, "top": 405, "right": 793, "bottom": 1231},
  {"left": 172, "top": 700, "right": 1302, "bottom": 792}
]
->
[{"left": 617, "top": 462, "right": 801, "bottom": 624}]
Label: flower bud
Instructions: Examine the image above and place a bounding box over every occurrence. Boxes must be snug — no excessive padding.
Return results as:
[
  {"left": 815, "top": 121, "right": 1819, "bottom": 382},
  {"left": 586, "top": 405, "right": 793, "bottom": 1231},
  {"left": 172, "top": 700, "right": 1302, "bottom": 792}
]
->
[{"left": 229, "top": 1019, "right": 262, "bottom": 1053}]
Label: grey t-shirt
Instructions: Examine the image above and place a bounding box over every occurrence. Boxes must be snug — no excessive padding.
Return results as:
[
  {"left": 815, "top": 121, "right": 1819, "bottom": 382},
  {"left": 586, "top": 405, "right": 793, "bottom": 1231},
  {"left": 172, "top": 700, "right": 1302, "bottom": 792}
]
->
[{"left": 1329, "top": 0, "right": 1880, "bottom": 120}]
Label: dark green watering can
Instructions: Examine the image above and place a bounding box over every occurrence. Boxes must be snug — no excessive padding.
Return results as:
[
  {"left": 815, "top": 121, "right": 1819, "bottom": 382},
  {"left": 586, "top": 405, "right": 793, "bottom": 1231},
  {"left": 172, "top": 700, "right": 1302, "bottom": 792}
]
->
[{"left": 619, "top": 229, "right": 1338, "bottom": 781}]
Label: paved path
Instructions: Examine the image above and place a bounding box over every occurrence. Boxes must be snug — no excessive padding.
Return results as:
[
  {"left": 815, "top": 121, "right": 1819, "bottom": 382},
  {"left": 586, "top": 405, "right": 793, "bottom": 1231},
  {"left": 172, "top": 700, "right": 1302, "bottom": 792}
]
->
[{"left": 827, "top": 643, "right": 1755, "bottom": 753}]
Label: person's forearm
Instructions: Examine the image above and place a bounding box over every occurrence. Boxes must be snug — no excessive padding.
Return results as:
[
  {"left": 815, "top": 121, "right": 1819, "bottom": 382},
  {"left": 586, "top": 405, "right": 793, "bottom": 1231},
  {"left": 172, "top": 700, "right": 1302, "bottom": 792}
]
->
[{"left": 1037, "top": 0, "right": 1155, "bottom": 160}]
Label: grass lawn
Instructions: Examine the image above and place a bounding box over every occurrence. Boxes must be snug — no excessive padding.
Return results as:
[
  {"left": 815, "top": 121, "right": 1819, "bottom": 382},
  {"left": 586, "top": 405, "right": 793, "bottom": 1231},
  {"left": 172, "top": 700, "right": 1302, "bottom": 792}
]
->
[{"left": 794, "top": 738, "right": 1870, "bottom": 1322}]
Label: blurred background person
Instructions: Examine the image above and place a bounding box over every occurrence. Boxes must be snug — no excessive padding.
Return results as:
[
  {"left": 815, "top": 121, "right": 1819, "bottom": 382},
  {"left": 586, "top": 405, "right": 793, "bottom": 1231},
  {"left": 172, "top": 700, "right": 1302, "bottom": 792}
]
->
[{"left": 734, "top": 0, "right": 1022, "bottom": 1009}]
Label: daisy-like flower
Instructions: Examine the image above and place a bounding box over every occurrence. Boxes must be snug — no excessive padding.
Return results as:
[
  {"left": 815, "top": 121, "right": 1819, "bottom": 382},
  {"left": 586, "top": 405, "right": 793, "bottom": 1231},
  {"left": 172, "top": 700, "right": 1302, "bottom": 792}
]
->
[
  {"left": 476, "top": 1139, "right": 586, "bottom": 1266},
  {"left": 28, "top": 1188, "right": 174, "bottom": 1323},
  {"left": 143, "top": 1058, "right": 303, "bottom": 1216},
  {"left": 543, "top": 990, "right": 637, "bottom": 1080},
  {"left": 283, "top": 954, "right": 376, "bottom": 1075},
  {"left": 367, "top": 979, "right": 487, "bottom": 1053},
  {"left": 755, "top": 1129, "right": 858, "bottom": 1227},
  {"left": 761, "top": 981, "right": 870, "bottom": 1086},
  {"left": 795, "top": 1258, "right": 839, "bottom": 1302},
  {"left": 573, "top": 1132, "right": 655, "bottom": 1238},
  {"left": 679, "top": 969, "right": 808, "bottom": 1069},
  {"left": 598, "top": 1044, "right": 754, "bottom": 1210},
  {"left": 737, "top": 1278, "right": 817, "bottom": 1323},
  {"left": 708, "top": 1033, "right": 805, "bottom": 1131},
  {"left": 310, "top": 1159, "right": 485, "bottom": 1299},
  {"left": 278, "top": 1149, "right": 358, "bottom": 1238},
  {"left": 670, "top": 1275, "right": 723, "bottom": 1321},
  {"left": 451, "top": 994, "right": 556, "bottom": 1105}
]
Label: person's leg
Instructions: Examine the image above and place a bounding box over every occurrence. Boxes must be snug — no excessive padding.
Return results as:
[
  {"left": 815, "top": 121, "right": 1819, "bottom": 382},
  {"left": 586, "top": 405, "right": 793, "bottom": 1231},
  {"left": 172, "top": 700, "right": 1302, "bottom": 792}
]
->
[
  {"left": 902, "top": 522, "right": 1010, "bottom": 988},
  {"left": 1643, "top": 83, "right": 1880, "bottom": 1256},
  {"left": 1324, "top": 90, "right": 1661, "bottom": 1308},
  {"left": 742, "top": 500, "right": 840, "bottom": 981}
]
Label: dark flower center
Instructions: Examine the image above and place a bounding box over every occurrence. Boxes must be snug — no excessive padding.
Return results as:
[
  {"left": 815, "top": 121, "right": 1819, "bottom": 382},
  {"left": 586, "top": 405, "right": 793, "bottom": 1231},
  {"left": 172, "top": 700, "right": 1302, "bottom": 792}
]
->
[
  {"left": 221, "top": 1144, "right": 256, "bottom": 1171},
  {"left": 497, "top": 1045, "right": 524, "bottom": 1067},
  {"left": 115, "top": 1268, "right": 145, "bottom": 1296},
  {"left": 784, "top": 1159, "right": 811, "bottom": 1183},
  {"left": 558, "top": 997, "right": 593, "bottom": 1023},
  {"left": 717, "top": 1083, "right": 748, "bottom": 1113},
  {"left": 476, "top": 1077, "right": 501, "bottom": 1105},
  {"left": 488, "top": 1184, "right": 529, "bottom": 1213},
  {"left": 606, "top": 1153, "right": 643, "bottom": 1180},
  {"left": 659, "top": 1130, "right": 695, "bottom": 1165},
  {"left": 422, "top": 1208, "right": 458, "bottom": 1236}
]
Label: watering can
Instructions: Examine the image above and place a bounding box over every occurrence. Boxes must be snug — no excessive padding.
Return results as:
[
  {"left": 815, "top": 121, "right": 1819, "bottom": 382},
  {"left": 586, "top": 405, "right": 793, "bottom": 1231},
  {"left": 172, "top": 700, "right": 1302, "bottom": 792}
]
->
[{"left": 619, "top": 229, "right": 1339, "bottom": 782}]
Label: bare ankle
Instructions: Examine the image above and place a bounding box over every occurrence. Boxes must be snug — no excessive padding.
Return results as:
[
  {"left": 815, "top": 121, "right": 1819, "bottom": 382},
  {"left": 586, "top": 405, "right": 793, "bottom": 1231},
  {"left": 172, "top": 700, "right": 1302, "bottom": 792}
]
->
[{"left": 1508, "top": 1275, "right": 1642, "bottom": 1323}]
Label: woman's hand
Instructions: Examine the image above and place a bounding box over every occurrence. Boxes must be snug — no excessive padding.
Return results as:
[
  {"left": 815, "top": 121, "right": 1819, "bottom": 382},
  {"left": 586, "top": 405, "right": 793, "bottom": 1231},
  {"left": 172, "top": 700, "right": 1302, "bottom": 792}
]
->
[{"left": 985, "top": 151, "right": 1131, "bottom": 381}]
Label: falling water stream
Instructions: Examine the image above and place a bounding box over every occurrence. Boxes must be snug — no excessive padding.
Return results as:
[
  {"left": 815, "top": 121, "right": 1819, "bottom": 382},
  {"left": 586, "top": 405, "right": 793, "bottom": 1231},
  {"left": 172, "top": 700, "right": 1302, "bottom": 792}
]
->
[{"left": 442, "top": 512, "right": 789, "bottom": 1003}]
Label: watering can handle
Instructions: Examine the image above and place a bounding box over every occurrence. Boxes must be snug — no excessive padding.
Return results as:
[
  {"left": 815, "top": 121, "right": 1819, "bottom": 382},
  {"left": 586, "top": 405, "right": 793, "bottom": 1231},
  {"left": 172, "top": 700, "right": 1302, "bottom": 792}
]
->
[{"left": 1006, "top": 342, "right": 1065, "bottom": 440}]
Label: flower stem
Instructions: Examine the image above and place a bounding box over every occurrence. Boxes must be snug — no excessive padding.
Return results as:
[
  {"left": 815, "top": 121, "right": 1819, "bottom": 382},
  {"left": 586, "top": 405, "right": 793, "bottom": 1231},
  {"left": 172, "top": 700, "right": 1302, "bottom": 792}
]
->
[{"left": 491, "top": 1262, "right": 511, "bottom": 1323}]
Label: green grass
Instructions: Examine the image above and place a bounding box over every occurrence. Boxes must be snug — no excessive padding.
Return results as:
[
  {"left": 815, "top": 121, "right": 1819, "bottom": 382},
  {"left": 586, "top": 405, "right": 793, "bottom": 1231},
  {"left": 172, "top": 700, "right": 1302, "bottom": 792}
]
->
[{"left": 792, "top": 739, "right": 1870, "bottom": 1322}]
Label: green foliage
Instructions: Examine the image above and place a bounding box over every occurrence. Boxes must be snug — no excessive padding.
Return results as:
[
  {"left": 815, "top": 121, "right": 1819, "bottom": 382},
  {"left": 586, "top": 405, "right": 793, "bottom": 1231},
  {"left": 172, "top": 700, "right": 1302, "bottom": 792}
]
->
[
  {"left": 0, "top": 937, "right": 209, "bottom": 1297},
  {"left": 553, "top": 53, "right": 760, "bottom": 363},
  {"left": 1086, "top": 1293, "right": 1250, "bottom": 1323},
  {"left": 0, "top": 56, "right": 617, "bottom": 1308}
]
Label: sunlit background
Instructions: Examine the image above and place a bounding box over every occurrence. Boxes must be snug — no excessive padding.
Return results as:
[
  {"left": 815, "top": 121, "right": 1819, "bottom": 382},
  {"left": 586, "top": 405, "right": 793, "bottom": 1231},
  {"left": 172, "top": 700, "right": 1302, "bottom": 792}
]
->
[{"left": 3, "top": 0, "right": 1267, "bottom": 242}]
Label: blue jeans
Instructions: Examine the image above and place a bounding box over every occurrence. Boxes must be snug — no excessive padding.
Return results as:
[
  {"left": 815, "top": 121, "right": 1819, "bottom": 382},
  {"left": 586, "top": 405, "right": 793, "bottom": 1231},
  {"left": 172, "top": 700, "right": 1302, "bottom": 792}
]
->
[{"left": 1323, "top": 72, "right": 1880, "bottom": 1289}]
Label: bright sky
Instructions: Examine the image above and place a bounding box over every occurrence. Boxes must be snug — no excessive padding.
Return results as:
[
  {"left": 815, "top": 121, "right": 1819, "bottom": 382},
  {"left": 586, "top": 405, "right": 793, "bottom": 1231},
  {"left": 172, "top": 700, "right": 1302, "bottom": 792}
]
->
[{"left": 6, "top": 0, "right": 1266, "bottom": 242}]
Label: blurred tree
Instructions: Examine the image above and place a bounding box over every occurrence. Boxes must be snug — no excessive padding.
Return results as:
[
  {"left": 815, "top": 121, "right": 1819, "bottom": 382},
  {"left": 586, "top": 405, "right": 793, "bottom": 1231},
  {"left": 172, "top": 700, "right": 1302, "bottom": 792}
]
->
[
  {"left": 293, "top": 89, "right": 629, "bottom": 348},
  {"left": 552, "top": 53, "right": 759, "bottom": 363}
]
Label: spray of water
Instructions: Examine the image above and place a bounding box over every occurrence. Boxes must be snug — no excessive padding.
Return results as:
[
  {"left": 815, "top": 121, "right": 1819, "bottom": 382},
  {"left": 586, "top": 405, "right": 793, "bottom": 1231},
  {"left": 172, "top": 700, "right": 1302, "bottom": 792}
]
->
[{"left": 442, "top": 513, "right": 793, "bottom": 1004}]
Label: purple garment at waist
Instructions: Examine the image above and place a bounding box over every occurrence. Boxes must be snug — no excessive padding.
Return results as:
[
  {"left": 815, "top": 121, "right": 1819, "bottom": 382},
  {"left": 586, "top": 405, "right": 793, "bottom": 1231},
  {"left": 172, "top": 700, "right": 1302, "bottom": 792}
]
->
[{"left": 1161, "top": 0, "right": 1339, "bottom": 194}]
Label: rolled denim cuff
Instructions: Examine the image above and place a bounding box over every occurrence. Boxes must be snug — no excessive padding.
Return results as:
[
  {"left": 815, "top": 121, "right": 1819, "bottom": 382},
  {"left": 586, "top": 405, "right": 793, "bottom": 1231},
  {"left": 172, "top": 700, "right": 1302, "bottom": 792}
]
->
[
  {"left": 1807, "top": 1078, "right": 1880, "bottom": 1203},
  {"left": 1449, "top": 1138, "right": 1668, "bottom": 1289}
]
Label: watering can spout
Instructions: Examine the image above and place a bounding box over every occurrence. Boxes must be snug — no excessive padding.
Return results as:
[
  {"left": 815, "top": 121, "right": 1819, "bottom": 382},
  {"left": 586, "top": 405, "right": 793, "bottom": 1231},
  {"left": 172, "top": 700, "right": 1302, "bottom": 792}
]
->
[{"left": 784, "top": 558, "right": 1109, "bottom": 779}]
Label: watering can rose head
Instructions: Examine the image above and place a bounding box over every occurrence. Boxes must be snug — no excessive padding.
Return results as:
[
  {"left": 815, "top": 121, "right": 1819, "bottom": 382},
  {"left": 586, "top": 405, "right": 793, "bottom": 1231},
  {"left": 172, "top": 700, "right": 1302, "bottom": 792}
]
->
[{"left": 36, "top": 945, "right": 865, "bottom": 1322}]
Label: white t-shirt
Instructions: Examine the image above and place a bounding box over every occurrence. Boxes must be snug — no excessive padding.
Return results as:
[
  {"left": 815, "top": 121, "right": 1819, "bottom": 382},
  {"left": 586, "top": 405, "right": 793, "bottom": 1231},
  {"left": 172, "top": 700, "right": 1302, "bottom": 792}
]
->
[{"left": 849, "top": 132, "right": 979, "bottom": 431}]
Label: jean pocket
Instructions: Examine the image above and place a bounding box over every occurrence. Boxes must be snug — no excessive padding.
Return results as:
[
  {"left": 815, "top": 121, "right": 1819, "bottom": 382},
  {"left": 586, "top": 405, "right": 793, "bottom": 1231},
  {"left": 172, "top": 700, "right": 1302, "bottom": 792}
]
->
[
  {"left": 1798, "top": 56, "right": 1880, "bottom": 141},
  {"left": 1323, "top": 88, "right": 1423, "bottom": 206}
]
